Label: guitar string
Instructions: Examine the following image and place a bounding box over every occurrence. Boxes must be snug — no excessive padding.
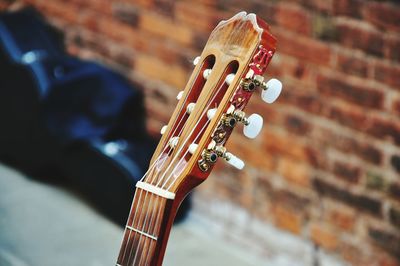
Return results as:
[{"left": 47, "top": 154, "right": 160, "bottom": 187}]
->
[
  {"left": 119, "top": 151, "right": 164, "bottom": 264},
  {"left": 138, "top": 101, "right": 220, "bottom": 264},
  {"left": 120, "top": 108, "right": 191, "bottom": 264},
  {"left": 125, "top": 110, "right": 193, "bottom": 265},
  {"left": 122, "top": 121, "right": 187, "bottom": 265},
  {"left": 135, "top": 77, "right": 229, "bottom": 265},
  {"left": 123, "top": 71, "right": 209, "bottom": 264}
]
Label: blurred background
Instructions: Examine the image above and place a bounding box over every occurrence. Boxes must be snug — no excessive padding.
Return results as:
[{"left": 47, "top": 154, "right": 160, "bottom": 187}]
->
[{"left": 0, "top": 0, "right": 399, "bottom": 266}]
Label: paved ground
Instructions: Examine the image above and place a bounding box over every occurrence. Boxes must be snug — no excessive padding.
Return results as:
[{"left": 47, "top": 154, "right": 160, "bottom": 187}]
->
[{"left": 0, "top": 163, "right": 260, "bottom": 266}]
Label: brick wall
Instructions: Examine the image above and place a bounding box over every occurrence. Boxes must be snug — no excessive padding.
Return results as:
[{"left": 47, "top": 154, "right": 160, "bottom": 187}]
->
[{"left": 1, "top": 0, "right": 399, "bottom": 265}]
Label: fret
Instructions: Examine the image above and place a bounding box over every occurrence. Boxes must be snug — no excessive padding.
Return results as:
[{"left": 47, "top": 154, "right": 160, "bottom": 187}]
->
[
  {"left": 126, "top": 225, "right": 158, "bottom": 241},
  {"left": 136, "top": 181, "right": 175, "bottom": 200},
  {"left": 117, "top": 188, "right": 172, "bottom": 266}
]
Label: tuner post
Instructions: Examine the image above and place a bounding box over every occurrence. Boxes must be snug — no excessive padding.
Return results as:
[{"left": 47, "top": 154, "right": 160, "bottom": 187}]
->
[
  {"left": 198, "top": 149, "right": 218, "bottom": 172},
  {"left": 240, "top": 78, "right": 256, "bottom": 91},
  {"left": 221, "top": 114, "right": 237, "bottom": 128}
]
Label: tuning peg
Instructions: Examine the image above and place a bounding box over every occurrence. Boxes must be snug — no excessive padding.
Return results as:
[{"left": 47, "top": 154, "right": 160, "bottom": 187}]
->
[
  {"left": 213, "top": 146, "right": 245, "bottom": 170},
  {"left": 160, "top": 125, "right": 167, "bottom": 135},
  {"left": 243, "top": 114, "right": 263, "bottom": 139},
  {"left": 224, "top": 152, "right": 245, "bottom": 170},
  {"left": 193, "top": 56, "right": 201, "bottom": 66},
  {"left": 261, "top": 78, "right": 282, "bottom": 104},
  {"left": 176, "top": 91, "right": 184, "bottom": 100},
  {"left": 231, "top": 110, "right": 263, "bottom": 139},
  {"left": 225, "top": 73, "right": 235, "bottom": 85},
  {"left": 203, "top": 69, "right": 212, "bottom": 79}
]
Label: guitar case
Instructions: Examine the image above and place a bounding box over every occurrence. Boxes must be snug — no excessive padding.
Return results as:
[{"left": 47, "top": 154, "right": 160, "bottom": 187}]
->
[{"left": 0, "top": 8, "right": 190, "bottom": 225}]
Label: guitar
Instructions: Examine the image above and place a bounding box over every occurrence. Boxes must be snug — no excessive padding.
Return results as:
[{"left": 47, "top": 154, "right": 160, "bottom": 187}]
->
[{"left": 116, "top": 11, "right": 282, "bottom": 266}]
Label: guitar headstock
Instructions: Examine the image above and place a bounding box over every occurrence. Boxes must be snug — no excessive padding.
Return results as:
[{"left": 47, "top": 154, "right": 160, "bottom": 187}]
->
[{"left": 142, "top": 12, "right": 282, "bottom": 198}]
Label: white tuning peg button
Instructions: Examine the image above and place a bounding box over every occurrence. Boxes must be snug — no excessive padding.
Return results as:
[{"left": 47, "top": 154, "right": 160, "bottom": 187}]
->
[
  {"left": 203, "top": 69, "right": 212, "bottom": 79},
  {"left": 176, "top": 91, "right": 184, "bottom": 100},
  {"left": 193, "top": 56, "right": 201, "bottom": 66},
  {"left": 225, "top": 152, "right": 245, "bottom": 170},
  {"left": 225, "top": 73, "right": 235, "bottom": 85},
  {"left": 243, "top": 114, "right": 263, "bottom": 139},
  {"left": 261, "top": 78, "right": 282, "bottom": 104}
]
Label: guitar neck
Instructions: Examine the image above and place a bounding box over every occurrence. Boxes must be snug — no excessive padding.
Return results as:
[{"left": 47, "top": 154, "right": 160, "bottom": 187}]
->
[{"left": 116, "top": 187, "right": 178, "bottom": 266}]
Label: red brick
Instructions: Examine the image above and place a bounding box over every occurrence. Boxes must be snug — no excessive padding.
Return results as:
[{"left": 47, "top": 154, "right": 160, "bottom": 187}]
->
[
  {"left": 135, "top": 54, "right": 189, "bottom": 88},
  {"left": 175, "top": 2, "right": 221, "bottom": 34},
  {"left": 393, "top": 98, "right": 400, "bottom": 116},
  {"left": 300, "top": 0, "right": 334, "bottom": 14},
  {"left": 310, "top": 223, "right": 338, "bottom": 250},
  {"left": 391, "top": 155, "right": 400, "bottom": 173},
  {"left": 369, "top": 228, "right": 400, "bottom": 260},
  {"left": 386, "top": 36, "right": 400, "bottom": 63},
  {"left": 273, "top": 189, "right": 311, "bottom": 212},
  {"left": 333, "top": 0, "right": 363, "bottom": 18},
  {"left": 263, "top": 130, "right": 310, "bottom": 162},
  {"left": 317, "top": 73, "right": 384, "bottom": 109},
  {"left": 277, "top": 157, "right": 311, "bottom": 188},
  {"left": 312, "top": 126, "right": 383, "bottom": 165},
  {"left": 274, "top": 3, "right": 312, "bottom": 36},
  {"left": 112, "top": 2, "right": 139, "bottom": 27},
  {"left": 280, "top": 88, "right": 324, "bottom": 115},
  {"left": 283, "top": 113, "right": 312, "bottom": 135},
  {"left": 389, "top": 183, "right": 400, "bottom": 202},
  {"left": 363, "top": 2, "right": 400, "bottom": 32},
  {"left": 327, "top": 103, "right": 368, "bottom": 130},
  {"left": 336, "top": 51, "right": 369, "bottom": 78},
  {"left": 374, "top": 62, "right": 400, "bottom": 90},
  {"left": 336, "top": 19, "right": 384, "bottom": 57},
  {"left": 313, "top": 178, "right": 382, "bottom": 217},
  {"left": 366, "top": 117, "right": 400, "bottom": 145},
  {"left": 389, "top": 207, "right": 400, "bottom": 230},
  {"left": 34, "top": 0, "right": 81, "bottom": 25},
  {"left": 139, "top": 12, "right": 193, "bottom": 46},
  {"left": 273, "top": 205, "right": 303, "bottom": 234},
  {"left": 228, "top": 135, "right": 276, "bottom": 173},
  {"left": 332, "top": 161, "right": 360, "bottom": 183},
  {"left": 153, "top": 0, "right": 175, "bottom": 16},
  {"left": 328, "top": 207, "right": 355, "bottom": 231},
  {"left": 274, "top": 30, "right": 332, "bottom": 65}
]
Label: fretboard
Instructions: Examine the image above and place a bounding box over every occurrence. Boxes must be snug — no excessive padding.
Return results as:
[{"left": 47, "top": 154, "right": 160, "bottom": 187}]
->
[{"left": 116, "top": 187, "right": 175, "bottom": 266}]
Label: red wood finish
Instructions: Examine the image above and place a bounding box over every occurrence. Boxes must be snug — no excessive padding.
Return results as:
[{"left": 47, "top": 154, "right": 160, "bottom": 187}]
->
[{"left": 116, "top": 12, "right": 277, "bottom": 266}]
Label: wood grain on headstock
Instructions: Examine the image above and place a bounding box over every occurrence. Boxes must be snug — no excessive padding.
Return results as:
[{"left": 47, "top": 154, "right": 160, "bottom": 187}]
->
[{"left": 147, "top": 12, "right": 276, "bottom": 195}]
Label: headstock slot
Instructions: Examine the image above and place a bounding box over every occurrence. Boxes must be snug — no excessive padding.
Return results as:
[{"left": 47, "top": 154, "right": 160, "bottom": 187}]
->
[
  {"left": 181, "top": 60, "right": 240, "bottom": 158},
  {"left": 154, "top": 60, "right": 239, "bottom": 190},
  {"left": 161, "top": 54, "right": 216, "bottom": 156}
]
